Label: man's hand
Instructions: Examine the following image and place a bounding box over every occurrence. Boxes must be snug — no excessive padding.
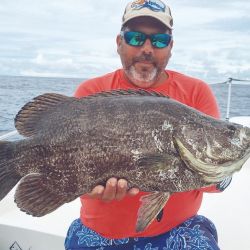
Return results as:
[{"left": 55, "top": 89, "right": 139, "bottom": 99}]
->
[{"left": 87, "top": 178, "right": 139, "bottom": 201}]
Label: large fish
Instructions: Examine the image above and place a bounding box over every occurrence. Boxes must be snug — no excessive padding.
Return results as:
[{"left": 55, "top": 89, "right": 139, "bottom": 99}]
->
[{"left": 0, "top": 90, "right": 250, "bottom": 232}]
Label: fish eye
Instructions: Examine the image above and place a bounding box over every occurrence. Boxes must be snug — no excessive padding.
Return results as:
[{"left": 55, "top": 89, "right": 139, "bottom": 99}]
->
[{"left": 227, "top": 124, "right": 236, "bottom": 132}]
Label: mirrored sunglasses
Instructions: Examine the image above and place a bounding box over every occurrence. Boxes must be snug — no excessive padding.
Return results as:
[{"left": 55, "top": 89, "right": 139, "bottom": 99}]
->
[{"left": 121, "top": 31, "right": 172, "bottom": 49}]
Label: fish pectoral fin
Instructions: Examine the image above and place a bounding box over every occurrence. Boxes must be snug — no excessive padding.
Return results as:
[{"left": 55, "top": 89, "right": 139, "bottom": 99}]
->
[
  {"left": 136, "top": 192, "right": 170, "bottom": 232},
  {"left": 137, "top": 154, "right": 170, "bottom": 169},
  {"left": 15, "top": 173, "right": 72, "bottom": 216}
]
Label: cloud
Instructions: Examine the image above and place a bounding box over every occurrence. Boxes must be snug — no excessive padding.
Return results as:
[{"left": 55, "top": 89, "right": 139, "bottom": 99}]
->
[{"left": 0, "top": 0, "right": 250, "bottom": 80}]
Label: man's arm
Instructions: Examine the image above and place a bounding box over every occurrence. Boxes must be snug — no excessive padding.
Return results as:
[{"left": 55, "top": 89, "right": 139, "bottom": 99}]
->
[{"left": 193, "top": 82, "right": 220, "bottom": 119}]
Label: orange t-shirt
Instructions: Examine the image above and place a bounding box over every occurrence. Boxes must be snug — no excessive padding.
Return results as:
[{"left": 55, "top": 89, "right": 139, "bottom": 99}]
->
[{"left": 75, "top": 69, "right": 220, "bottom": 239}]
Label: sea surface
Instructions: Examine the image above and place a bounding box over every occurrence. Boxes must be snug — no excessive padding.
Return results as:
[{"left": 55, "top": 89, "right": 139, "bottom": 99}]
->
[{"left": 0, "top": 75, "right": 250, "bottom": 137}]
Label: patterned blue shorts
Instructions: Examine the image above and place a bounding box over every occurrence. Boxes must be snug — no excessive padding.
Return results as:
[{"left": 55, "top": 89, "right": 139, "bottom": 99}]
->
[{"left": 65, "top": 215, "right": 220, "bottom": 250}]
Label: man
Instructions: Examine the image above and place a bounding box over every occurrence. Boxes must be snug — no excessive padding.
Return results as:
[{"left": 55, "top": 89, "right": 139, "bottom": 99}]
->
[{"left": 65, "top": 0, "right": 231, "bottom": 249}]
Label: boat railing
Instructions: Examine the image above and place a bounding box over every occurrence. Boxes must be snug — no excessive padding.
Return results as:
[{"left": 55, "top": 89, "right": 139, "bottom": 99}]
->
[
  {"left": 0, "top": 130, "right": 18, "bottom": 140},
  {"left": 214, "top": 77, "right": 250, "bottom": 121}
]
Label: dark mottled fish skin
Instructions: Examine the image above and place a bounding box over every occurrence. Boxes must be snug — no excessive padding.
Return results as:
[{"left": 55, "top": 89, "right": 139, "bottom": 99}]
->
[{"left": 0, "top": 90, "right": 250, "bottom": 232}]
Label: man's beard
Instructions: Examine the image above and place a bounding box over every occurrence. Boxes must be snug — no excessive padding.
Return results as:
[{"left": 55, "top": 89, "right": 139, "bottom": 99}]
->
[
  {"left": 123, "top": 54, "right": 161, "bottom": 86},
  {"left": 126, "top": 65, "right": 158, "bottom": 85}
]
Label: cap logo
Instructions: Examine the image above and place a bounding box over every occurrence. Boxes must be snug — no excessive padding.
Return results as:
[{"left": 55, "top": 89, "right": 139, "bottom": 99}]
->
[{"left": 131, "top": 0, "right": 166, "bottom": 12}]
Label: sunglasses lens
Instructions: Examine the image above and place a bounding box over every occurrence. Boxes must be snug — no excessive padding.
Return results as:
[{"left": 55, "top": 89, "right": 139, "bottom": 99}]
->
[
  {"left": 124, "top": 31, "right": 146, "bottom": 46},
  {"left": 152, "top": 34, "right": 171, "bottom": 48},
  {"left": 122, "top": 31, "right": 172, "bottom": 48}
]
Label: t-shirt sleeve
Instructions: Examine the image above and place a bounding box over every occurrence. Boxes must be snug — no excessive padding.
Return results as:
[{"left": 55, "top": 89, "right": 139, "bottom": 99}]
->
[{"left": 193, "top": 82, "right": 220, "bottom": 119}]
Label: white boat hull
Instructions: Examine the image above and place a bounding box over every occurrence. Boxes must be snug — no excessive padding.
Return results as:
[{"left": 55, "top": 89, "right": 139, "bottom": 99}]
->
[
  {"left": 0, "top": 189, "right": 80, "bottom": 250},
  {"left": 230, "top": 116, "right": 250, "bottom": 127},
  {"left": 0, "top": 224, "right": 64, "bottom": 250},
  {"left": 200, "top": 157, "right": 250, "bottom": 250}
]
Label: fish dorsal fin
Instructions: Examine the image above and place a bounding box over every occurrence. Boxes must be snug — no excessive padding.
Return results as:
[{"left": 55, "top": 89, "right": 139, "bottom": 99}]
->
[
  {"left": 85, "top": 89, "right": 169, "bottom": 99},
  {"left": 15, "top": 93, "right": 73, "bottom": 137},
  {"left": 15, "top": 90, "right": 168, "bottom": 137}
]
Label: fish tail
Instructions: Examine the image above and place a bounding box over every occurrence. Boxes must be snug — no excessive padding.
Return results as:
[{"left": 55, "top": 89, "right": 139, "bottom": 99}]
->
[{"left": 0, "top": 141, "right": 21, "bottom": 201}]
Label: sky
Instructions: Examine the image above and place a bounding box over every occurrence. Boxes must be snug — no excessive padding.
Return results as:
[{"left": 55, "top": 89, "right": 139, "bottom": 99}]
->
[{"left": 0, "top": 0, "right": 250, "bottom": 83}]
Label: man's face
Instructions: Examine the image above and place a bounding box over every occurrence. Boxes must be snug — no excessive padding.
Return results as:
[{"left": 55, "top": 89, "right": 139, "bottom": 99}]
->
[{"left": 117, "top": 18, "right": 173, "bottom": 88}]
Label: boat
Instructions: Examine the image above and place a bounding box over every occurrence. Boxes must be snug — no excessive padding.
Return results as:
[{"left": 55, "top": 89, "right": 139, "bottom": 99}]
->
[{"left": 0, "top": 79, "right": 249, "bottom": 250}]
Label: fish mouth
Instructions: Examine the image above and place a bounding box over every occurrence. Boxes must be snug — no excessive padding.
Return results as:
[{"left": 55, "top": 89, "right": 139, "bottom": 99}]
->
[{"left": 174, "top": 137, "right": 250, "bottom": 183}]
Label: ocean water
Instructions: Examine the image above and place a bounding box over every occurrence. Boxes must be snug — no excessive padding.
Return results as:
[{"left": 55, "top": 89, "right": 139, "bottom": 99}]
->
[
  {"left": 0, "top": 75, "right": 84, "bottom": 134},
  {"left": 0, "top": 75, "right": 250, "bottom": 135}
]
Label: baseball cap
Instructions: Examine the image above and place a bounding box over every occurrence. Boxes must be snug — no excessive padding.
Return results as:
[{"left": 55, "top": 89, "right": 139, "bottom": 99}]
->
[{"left": 122, "top": 0, "right": 173, "bottom": 29}]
